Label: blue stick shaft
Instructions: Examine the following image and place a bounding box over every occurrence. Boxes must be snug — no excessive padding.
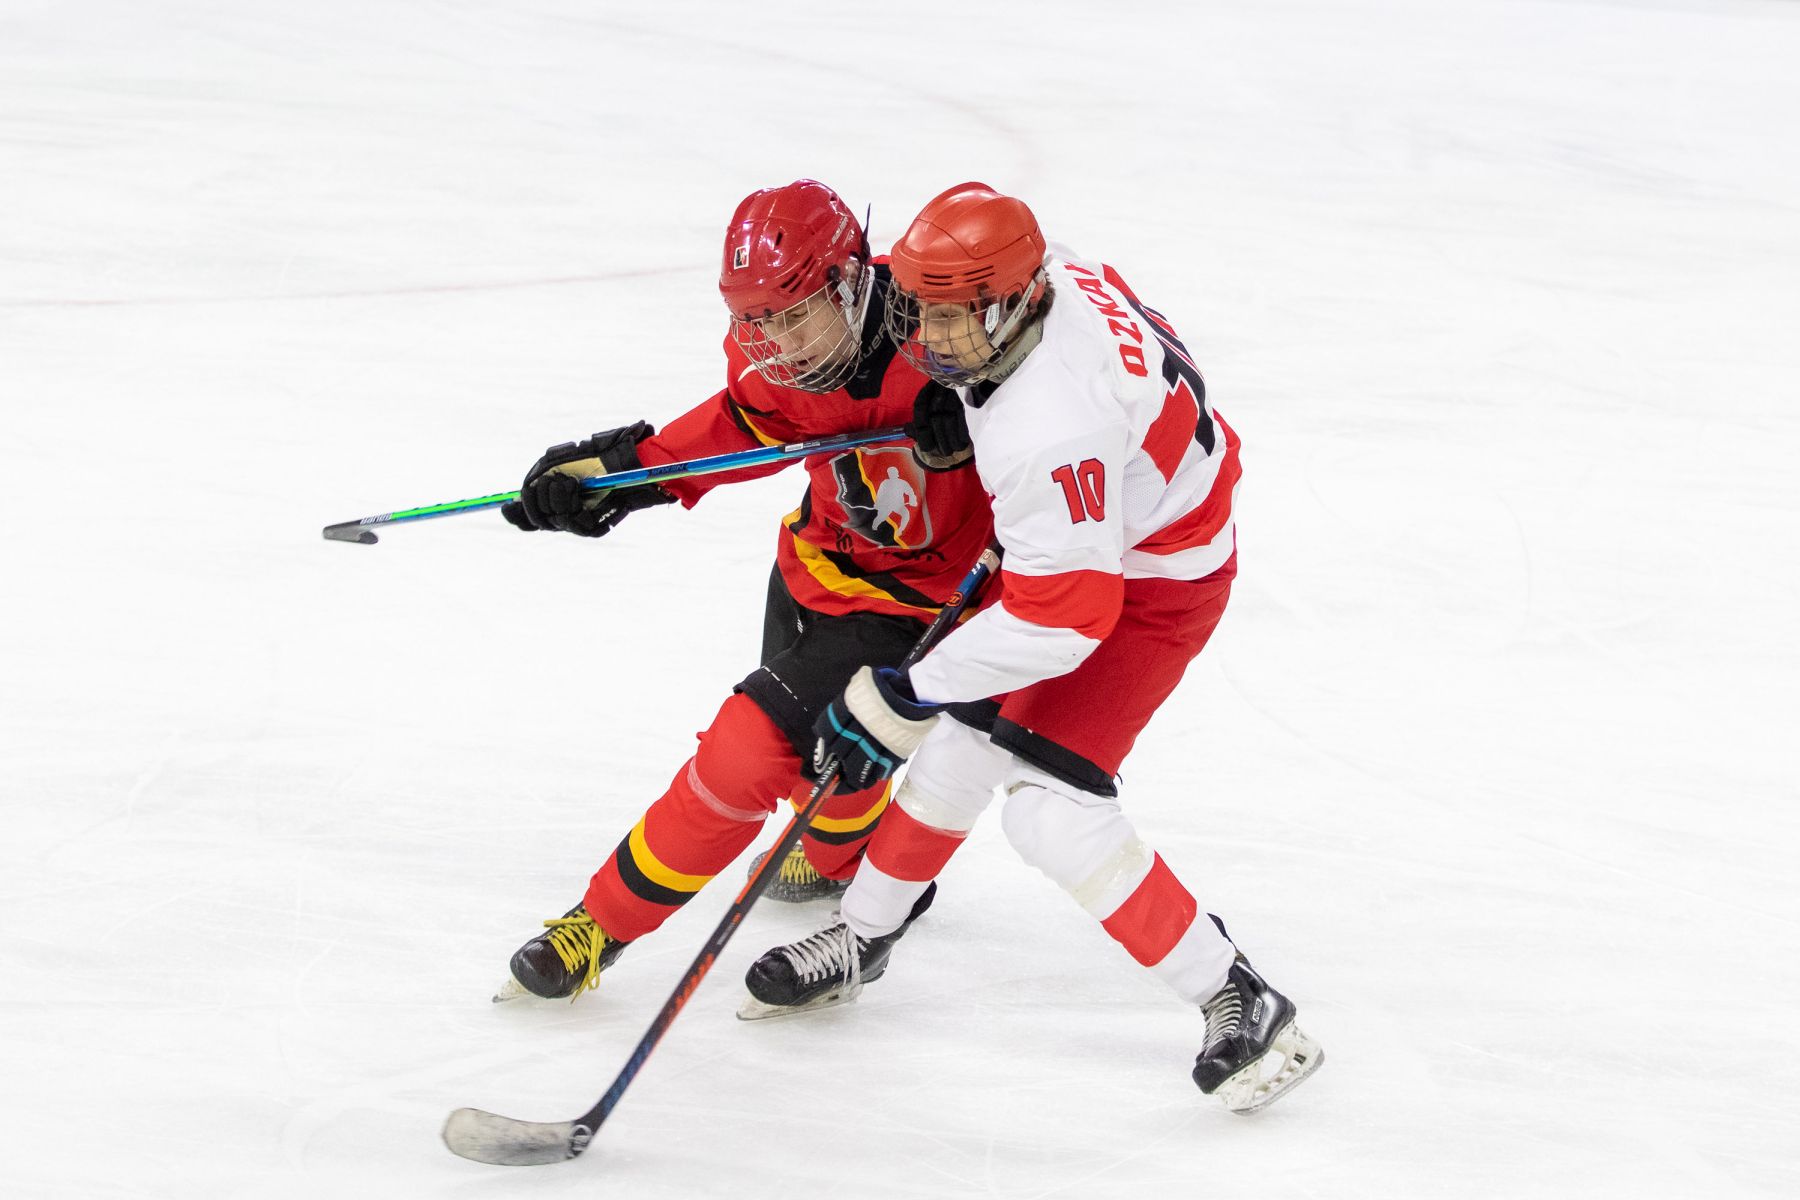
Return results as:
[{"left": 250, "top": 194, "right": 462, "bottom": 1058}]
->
[{"left": 323, "top": 425, "right": 909, "bottom": 543}]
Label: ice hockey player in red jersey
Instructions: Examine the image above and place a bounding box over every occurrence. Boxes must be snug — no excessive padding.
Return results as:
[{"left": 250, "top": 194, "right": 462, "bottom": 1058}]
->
[
  {"left": 494, "top": 180, "right": 994, "bottom": 1002},
  {"left": 741, "top": 183, "right": 1323, "bottom": 1114}
]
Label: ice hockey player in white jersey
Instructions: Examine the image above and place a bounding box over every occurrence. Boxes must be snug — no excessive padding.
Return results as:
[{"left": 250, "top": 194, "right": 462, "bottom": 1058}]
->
[{"left": 741, "top": 182, "right": 1323, "bottom": 1115}]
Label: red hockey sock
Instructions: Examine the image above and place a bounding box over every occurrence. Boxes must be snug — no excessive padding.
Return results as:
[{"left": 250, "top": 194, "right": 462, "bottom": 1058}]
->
[
  {"left": 837, "top": 803, "right": 968, "bottom": 937},
  {"left": 584, "top": 693, "right": 794, "bottom": 942},
  {"left": 864, "top": 800, "right": 970, "bottom": 883},
  {"left": 1099, "top": 853, "right": 1199, "bottom": 967}
]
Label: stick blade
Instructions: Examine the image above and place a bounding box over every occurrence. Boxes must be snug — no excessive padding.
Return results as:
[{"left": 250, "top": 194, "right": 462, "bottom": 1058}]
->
[
  {"left": 321, "top": 521, "right": 378, "bottom": 544},
  {"left": 442, "top": 1107, "right": 592, "bottom": 1166}
]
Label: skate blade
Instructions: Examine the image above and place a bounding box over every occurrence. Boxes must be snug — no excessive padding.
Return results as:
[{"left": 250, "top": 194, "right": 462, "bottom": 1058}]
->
[
  {"left": 1216, "top": 1021, "right": 1324, "bottom": 1115},
  {"left": 764, "top": 882, "right": 852, "bottom": 904},
  {"left": 492, "top": 976, "right": 531, "bottom": 1003},
  {"left": 736, "top": 984, "right": 861, "bottom": 1022}
]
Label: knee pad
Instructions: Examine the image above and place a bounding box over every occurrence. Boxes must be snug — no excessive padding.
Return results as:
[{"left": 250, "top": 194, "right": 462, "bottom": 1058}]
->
[
  {"left": 999, "top": 768, "right": 1154, "bottom": 918},
  {"left": 687, "top": 693, "right": 794, "bottom": 822},
  {"left": 893, "top": 715, "right": 1010, "bottom": 834}
]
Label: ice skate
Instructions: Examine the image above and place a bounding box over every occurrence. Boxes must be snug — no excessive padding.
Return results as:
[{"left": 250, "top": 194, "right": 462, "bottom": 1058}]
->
[
  {"left": 493, "top": 904, "right": 629, "bottom": 1002},
  {"left": 746, "top": 844, "right": 852, "bottom": 903},
  {"left": 1191, "top": 955, "right": 1323, "bottom": 1113},
  {"left": 738, "top": 882, "right": 936, "bottom": 1020}
]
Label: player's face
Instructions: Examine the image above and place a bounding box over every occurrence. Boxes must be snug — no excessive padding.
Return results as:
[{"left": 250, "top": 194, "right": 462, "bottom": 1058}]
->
[
  {"left": 733, "top": 276, "right": 864, "bottom": 392},
  {"left": 917, "top": 302, "right": 994, "bottom": 373},
  {"left": 756, "top": 290, "right": 851, "bottom": 368}
]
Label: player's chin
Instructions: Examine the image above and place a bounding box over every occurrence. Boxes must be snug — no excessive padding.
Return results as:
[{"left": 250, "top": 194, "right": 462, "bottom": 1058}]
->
[
  {"left": 793, "top": 354, "right": 859, "bottom": 391},
  {"left": 922, "top": 355, "right": 981, "bottom": 387}
]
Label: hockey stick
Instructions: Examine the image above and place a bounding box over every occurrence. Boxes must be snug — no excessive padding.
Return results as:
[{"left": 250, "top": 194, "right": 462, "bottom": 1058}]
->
[
  {"left": 442, "top": 544, "right": 1001, "bottom": 1167},
  {"left": 320, "top": 425, "right": 909, "bottom": 544}
]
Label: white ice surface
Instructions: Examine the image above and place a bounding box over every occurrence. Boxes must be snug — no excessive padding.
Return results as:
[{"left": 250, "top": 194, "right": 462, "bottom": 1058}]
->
[{"left": 4, "top": 1, "right": 1798, "bottom": 1196}]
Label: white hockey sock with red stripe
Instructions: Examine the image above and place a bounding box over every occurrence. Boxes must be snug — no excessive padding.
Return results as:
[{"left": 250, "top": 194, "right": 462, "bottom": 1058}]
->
[
  {"left": 1000, "top": 773, "right": 1234, "bottom": 1003},
  {"left": 841, "top": 718, "right": 1008, "bottom": 939}
]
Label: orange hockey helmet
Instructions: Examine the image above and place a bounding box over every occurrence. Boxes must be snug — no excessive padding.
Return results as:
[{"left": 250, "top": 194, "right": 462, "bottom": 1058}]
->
[
  {"left": 885, "top": 182, "right": 1049, "bottom": 386},
  {"left": 720, "top": 180, "right": 872, "bottom": 393},
  {"left": 888, "top": 181, "right": 1046, "bottom": 304}
]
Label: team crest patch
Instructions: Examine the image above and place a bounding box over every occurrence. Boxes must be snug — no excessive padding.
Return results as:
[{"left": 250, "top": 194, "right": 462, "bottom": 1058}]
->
[
  {"left": 732, "top": 244, "right": 750, "bottom": 270},
  {"left": 832, "top": 447, "right": 932, "bottom": 550}
]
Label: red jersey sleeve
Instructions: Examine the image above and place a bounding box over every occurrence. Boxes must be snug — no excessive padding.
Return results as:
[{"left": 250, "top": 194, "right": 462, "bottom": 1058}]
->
[{"left": 633, "top": 338, "right": 807, "bottom": 507}]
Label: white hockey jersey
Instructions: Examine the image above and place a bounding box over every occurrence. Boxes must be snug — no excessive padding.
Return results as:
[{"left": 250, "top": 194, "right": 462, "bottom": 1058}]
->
[{"left": 908, "top": 246, "right": 1242, "bottom": 706}]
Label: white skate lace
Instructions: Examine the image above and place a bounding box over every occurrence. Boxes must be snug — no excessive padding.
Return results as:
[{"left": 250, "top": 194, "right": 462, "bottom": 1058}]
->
[
  {"left": 780, "top": 923, "right": 865, "bottom": 988},
  {"left": 1201, "top": 985, "right": 1244, "bottom": 1050}
]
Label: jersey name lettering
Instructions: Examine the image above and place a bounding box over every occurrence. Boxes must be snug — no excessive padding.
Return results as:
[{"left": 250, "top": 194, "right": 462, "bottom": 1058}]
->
[{"left": 1062, "top": 263, "right": 1149, "bottom": 377}]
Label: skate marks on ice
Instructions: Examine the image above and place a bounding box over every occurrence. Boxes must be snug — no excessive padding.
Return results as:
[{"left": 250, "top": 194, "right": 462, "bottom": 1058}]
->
[
  {"left": 280, "top": 1044, "right": 528, "bottom": 1171},
  {"left": 733, "top": 989, "right": 1288, "bottom": 1195}
]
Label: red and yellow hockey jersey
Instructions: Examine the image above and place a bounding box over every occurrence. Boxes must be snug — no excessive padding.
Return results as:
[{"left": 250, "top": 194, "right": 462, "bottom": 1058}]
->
[{"left": 636, "top": 308, "right": 995, "bottom": 622}]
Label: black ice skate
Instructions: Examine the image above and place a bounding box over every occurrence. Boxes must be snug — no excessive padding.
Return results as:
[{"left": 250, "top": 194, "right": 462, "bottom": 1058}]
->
[
  {"left": 737, "top": 882, "right": 937, "bottom": 1020},
  {"left": 1192, "top": 954, "right": 1324, "bottom": 1113},
  {"left": 746, "top": 844, "right": 852, "bottom": 903},
  {"left": 493, "top": 904, "right": 629, "bottom": 1002}
]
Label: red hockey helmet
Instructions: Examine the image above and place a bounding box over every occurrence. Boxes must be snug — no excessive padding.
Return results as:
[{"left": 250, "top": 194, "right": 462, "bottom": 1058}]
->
[
  {"left": 885, "top": 183, "right": 1049, "bottom": 386},
  {"left": 720, "top": 180, "right": 873, "bottom": 392}
]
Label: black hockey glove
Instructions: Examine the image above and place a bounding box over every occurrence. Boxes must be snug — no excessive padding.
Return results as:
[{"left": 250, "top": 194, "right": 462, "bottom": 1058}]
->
[
  {"left": 907, "top": 382, "right": 974, "bottom": 471},
  {"left": 813, "top": 666, "right": 944, "bottom": 792},
  {"left": 501, "top": 421, "right": 676, "bottom": 537}
]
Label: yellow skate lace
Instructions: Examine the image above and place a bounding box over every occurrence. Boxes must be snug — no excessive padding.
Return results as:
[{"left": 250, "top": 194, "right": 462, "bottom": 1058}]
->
[
  {"left": 776, "top": 845, "right": 825, "bottom": 887},
  {"left": 542, "top": 912, "right": 610, "bottom": 998}
]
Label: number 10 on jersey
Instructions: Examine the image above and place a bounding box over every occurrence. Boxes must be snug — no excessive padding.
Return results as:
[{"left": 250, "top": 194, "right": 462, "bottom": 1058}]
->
[{"left": 1051, "top": 459, "right": 1106, "bottom": 523}]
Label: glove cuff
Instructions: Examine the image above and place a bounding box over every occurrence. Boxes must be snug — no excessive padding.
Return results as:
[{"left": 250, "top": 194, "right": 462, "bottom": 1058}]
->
[
  {"left": 586, "top": 420, "right": 657, "bottom": 475},
  {"left": 912, "top": 445, "right": 973, "bottom": 472},
  {"left": 843, "top": 666, "right": 939, "bottom": 759}
]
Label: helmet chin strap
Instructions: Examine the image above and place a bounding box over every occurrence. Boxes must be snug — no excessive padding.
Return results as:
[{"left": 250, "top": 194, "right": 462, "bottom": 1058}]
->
[
  {"left": 979, "top": 316, "right": 1044, "bottom": 387},
  {"left": 837, "top": 258, "right": 874, "bottom": 339},
  {"left": 970, "top": 272, "right": 1049, "bottom": 386}
]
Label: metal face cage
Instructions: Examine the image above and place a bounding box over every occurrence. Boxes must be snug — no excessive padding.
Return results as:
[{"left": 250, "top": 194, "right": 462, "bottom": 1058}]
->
[
  {"left": 883, "top": 271, "right": 1045, "bottom": 388},
  {"left": 730, "top": 263, "right": 871, "bottom": 394}
]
